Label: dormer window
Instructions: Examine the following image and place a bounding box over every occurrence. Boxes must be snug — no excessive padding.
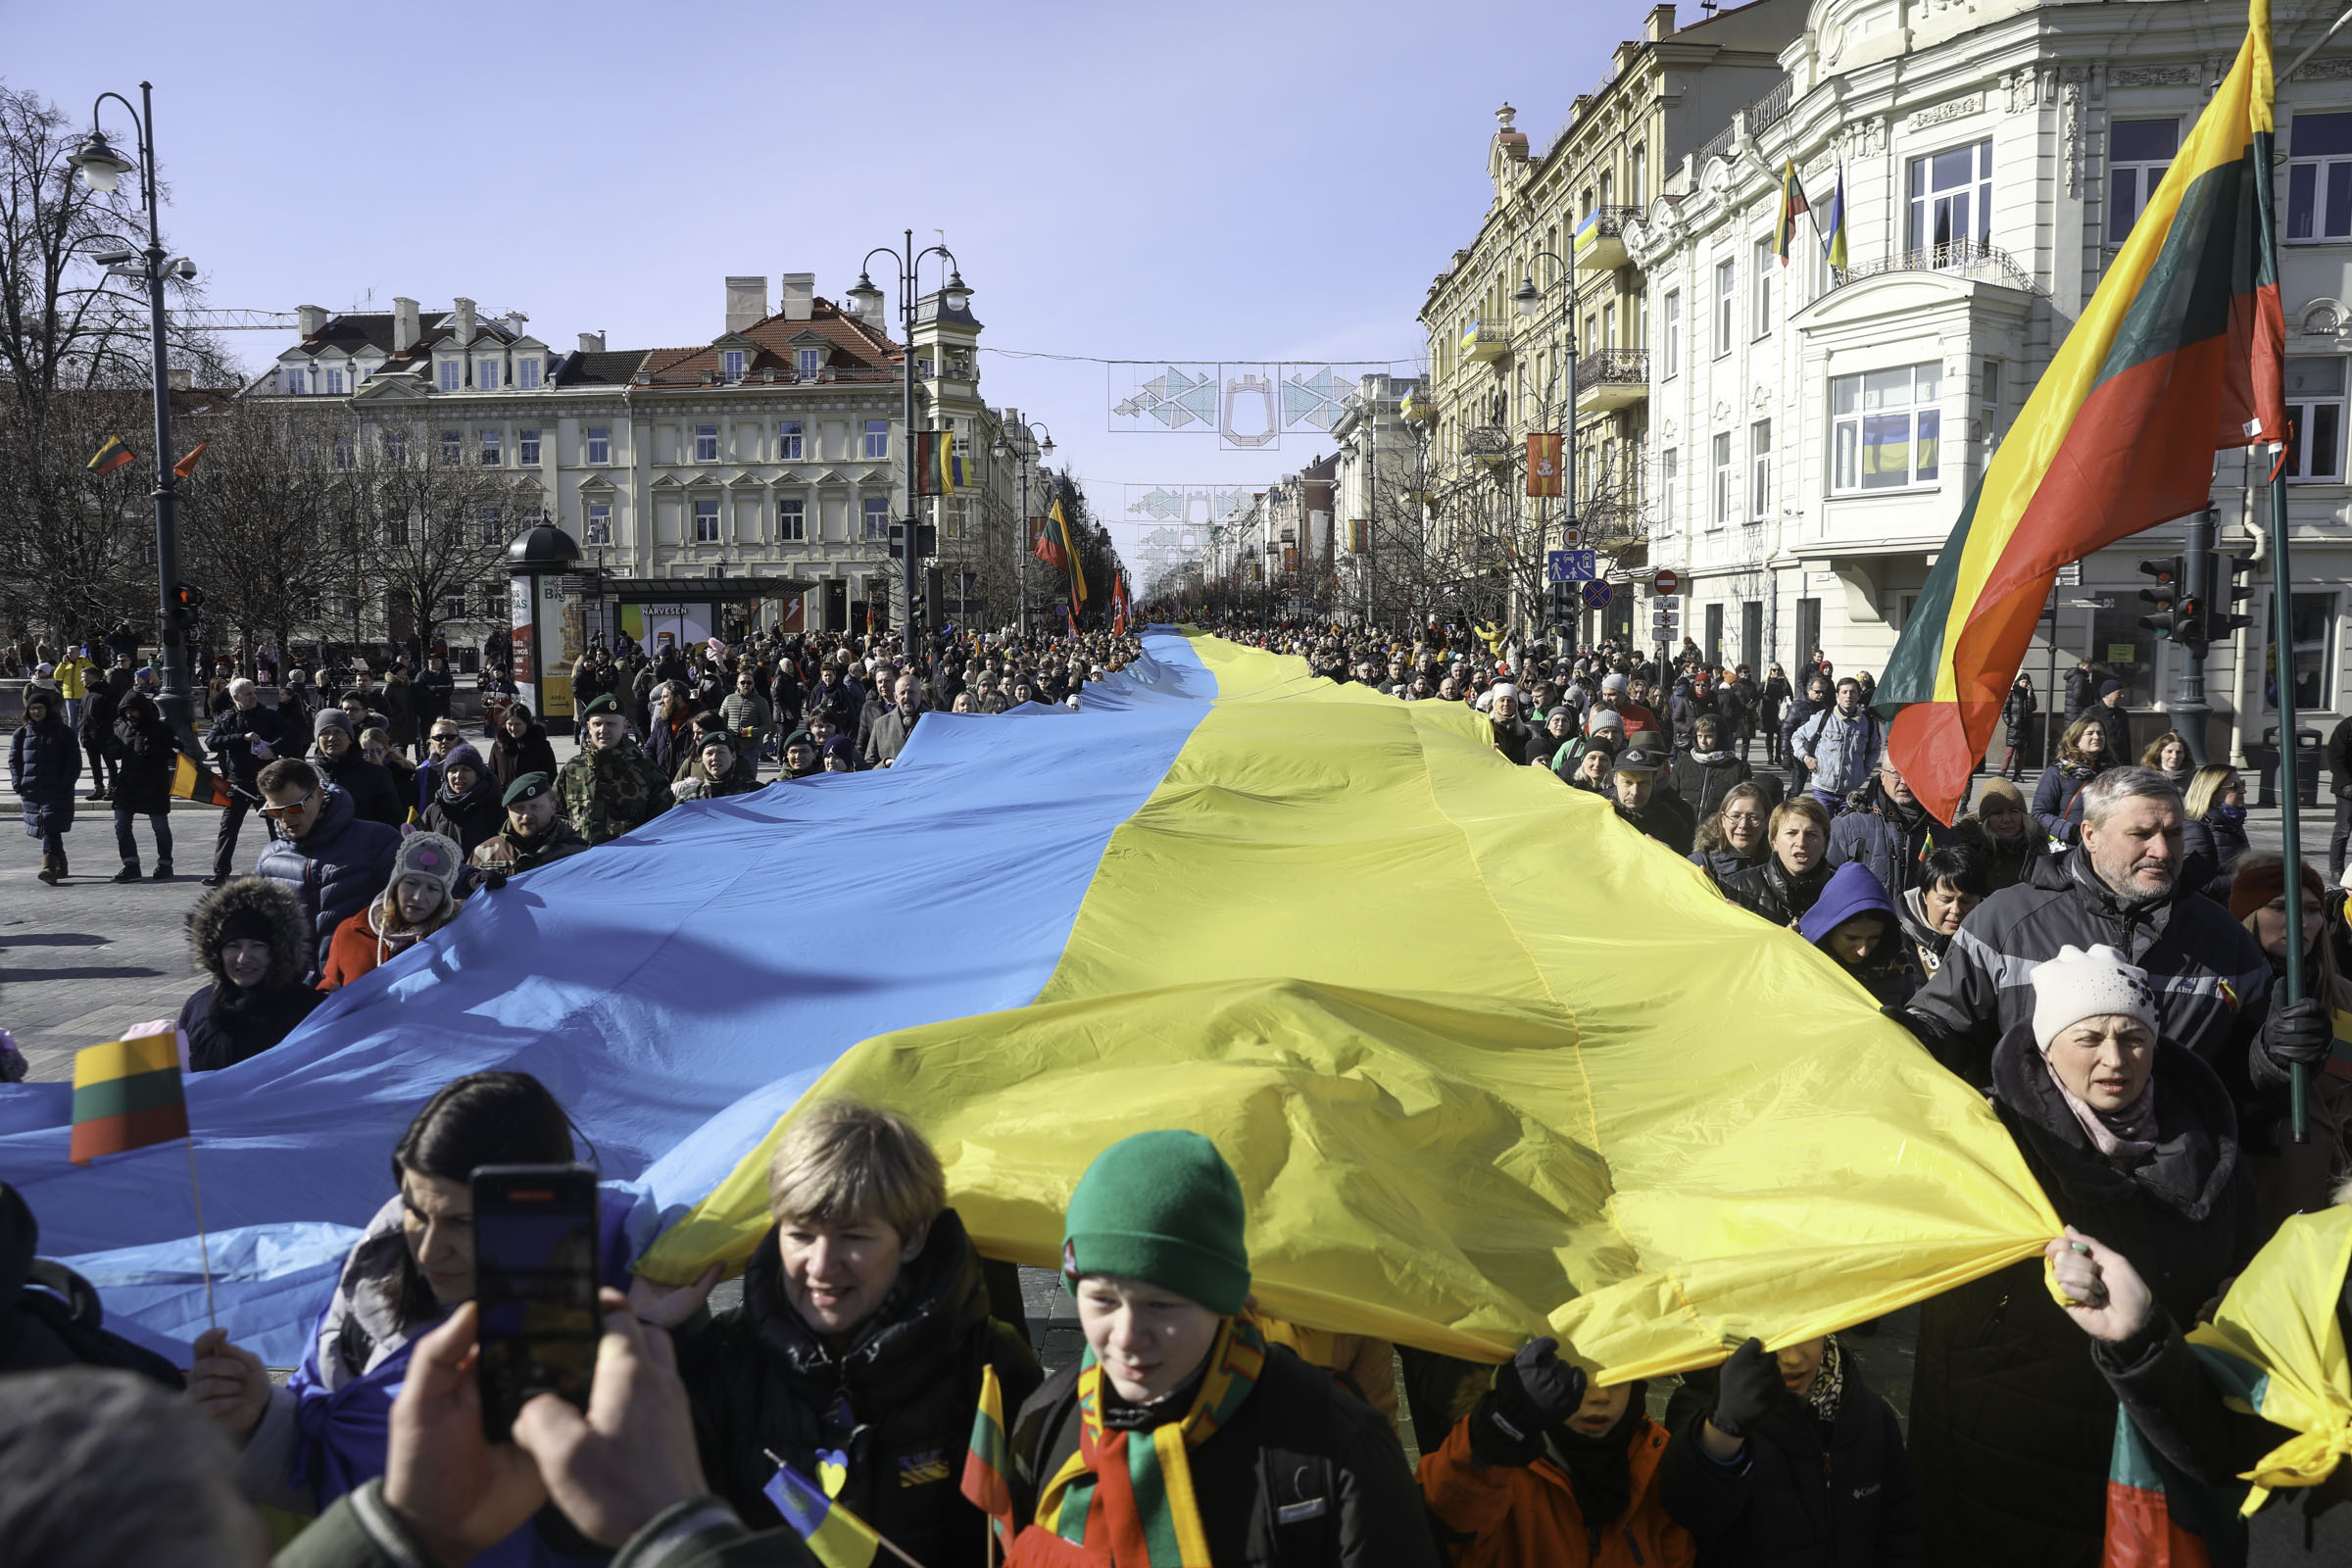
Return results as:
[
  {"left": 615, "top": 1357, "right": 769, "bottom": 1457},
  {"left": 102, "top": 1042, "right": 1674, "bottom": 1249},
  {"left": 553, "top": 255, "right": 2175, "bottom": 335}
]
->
[
  {"left": 722, "top": 350, "right": 746, "bottom": 382},
  {"left": 797, "top": 348, "right": 821, "bottom": 378},
  {"left": 478, "top": 360, "right": 501, "bottom": 392},
  {"left": 323, "top": 368, "right": 345, "bottom": 395},
  {"left": 516, "top": 358, "right": 541, "bottom": 389},
  {"left": 439, "top": 361, "right": 461, "bottom": 392},
  {"left": 283, "top": 366, "right": 306, "bottom": 395}
]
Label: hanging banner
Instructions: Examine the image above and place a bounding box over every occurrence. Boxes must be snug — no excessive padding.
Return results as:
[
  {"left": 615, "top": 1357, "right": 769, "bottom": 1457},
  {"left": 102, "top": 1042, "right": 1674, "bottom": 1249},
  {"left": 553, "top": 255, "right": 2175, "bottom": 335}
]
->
[
  {"left": 1527, "top": 432, "right": 1564, "bottom": 498},
  {"left": 1349, "top": 518, "right": 1369, "bottom": 554},
  {"left": 1109, "top": 366, "right": 1356, "bottom": 451}
]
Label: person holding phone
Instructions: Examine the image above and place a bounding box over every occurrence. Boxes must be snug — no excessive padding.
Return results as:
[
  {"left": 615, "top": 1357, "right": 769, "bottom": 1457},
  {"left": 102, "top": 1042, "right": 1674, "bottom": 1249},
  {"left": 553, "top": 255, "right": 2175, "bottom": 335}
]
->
[
  {"left": 187, "top": 1072, "right": 592, "bottom": 1563},
  {"left": 667, "top": 1101, "right": 1040, "bottom": 1565}
]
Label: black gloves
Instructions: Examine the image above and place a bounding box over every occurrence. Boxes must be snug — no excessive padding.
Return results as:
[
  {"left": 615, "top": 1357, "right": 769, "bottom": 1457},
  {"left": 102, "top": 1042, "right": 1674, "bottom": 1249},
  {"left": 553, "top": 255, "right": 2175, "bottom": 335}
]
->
[
  {"left": 1468, "top": 1336, "right": 1587, "bottom": 1466},
  {"left": 1710, "top": 1338, "right": 1784, "bottom": 1442},
  {"left": 2261, "top": 996, "right": 2332, "bottom": 1070}
]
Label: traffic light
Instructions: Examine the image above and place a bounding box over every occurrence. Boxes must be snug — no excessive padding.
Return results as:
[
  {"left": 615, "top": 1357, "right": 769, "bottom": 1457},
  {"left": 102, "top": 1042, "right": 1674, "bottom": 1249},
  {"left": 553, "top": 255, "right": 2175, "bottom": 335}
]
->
[
  {"left": 2201, "top": 553, "right": 2256, "bottom": 643},
  {"left": 2136, "top": 557, "right": 2190, "bottom": 640},
  {"left": 172, "top": 583, "right": 205, "bottom": 612},
  {"left": 1546, "top": 580, "right": 1576, "bottom": 627}
]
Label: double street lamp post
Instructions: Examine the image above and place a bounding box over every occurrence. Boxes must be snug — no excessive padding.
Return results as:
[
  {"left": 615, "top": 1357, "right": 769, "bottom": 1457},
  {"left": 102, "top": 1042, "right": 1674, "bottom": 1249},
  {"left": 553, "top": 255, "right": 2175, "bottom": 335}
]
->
[
  {"left": 1515, "top": 248, "right": 1576, "bottom": 652},
  {"left": 852, "top": 232, "right": 967, "bottom": 671},
  {"left": 67, "top": 82, "right": 199, "bottom": 733},
  {"left": 992, "top": 418, "right": 1054, "bottom": 639}
]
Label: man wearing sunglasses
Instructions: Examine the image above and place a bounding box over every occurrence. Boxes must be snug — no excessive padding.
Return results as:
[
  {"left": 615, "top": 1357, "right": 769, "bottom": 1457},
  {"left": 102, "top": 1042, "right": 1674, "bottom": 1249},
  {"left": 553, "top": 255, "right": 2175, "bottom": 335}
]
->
[{"left": 253, "top": 758, "right": 400, "bottom": 984}]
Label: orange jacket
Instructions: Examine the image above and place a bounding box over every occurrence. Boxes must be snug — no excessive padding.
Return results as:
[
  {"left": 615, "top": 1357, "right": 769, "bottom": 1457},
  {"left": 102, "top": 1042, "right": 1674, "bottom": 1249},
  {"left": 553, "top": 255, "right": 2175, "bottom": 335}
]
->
[
  {"left": 317, "top": 901, "right": 441, "bottom": 992},
  {"left": 1419, "top": 1410, "right": 1693, "bottom": 1568}
]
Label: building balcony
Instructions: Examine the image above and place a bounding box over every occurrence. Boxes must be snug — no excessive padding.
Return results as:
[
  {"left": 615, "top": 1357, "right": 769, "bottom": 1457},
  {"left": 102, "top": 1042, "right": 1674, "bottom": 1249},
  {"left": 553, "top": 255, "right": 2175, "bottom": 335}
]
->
[
  {"left": 1572, "top": 206, "right": 1643, "bottom": 271},
  {"left": 1830, "top": 238, "right": 2035, "bottom": 295},
  {"left": 1574, "top": 350, "right": 1649, "bottom": 414},
  {"left": 1464, "top": 424, "right": 1515, "bottom": 468},
  {"left": 1461, "top": 320, "right": 1513, "bottom": 364},
  {"left": 1399, "top": 391, "right": 1435, "bottom": 423}
]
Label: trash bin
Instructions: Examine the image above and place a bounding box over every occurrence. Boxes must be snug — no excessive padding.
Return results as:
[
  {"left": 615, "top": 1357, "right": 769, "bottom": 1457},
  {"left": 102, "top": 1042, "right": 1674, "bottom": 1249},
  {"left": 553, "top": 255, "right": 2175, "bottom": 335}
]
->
[{"left": 2254, "top": 724, "right": 2324, "bottom": 809}]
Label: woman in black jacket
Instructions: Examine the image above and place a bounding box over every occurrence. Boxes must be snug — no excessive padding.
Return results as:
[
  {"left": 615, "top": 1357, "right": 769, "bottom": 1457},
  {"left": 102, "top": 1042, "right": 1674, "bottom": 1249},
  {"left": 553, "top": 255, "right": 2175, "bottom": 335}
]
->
[
  {"left": 1719, "top": 797, "right": 1834, "bottom": 926},
  {"left": 107, "top": 692, "right": 188, "bottom": 881},
  {"left": 488, "top": 703, "right": 560, "bottom": 795},
  {"left": 11, "top": 688, "right": 79, "bottom": 885},
  {"left": 1690, "top": 781, "right": 1773, "bottom": 888},
  {"left": 673, "top": 1102, "right": 1040, "bottom": 1567},
  {"left": 418, "top": 742, "right": 503, "bottom": 857},
  {"left": 1667, "top": 713, "right": 1753, "bottom": 821},
  {"left": 1660, "top": 1335, "right": 1920, "bottom": 1566},
  {"left": 175, "top": 876, "right": 323, "bottom": 1071},
  {"left": 1908, "top": 944, "right": 2254, "bottom": 1568}
]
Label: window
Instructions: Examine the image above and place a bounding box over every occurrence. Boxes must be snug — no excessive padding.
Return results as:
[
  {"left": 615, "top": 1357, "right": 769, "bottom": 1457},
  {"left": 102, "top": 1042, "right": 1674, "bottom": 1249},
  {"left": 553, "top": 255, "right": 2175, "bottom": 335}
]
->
[
  {"left": 2284, "top": 356, "right": 2346, "bottom": 482},
  {"left": 1749, "top": 418, "right": 1773, "bottom": 518},
  {"left": 862, "top": 497, "right": 890, "bottom": 539},
  {"left": 777, "top": 419, "right": 804, "bottom": 460},
  {"left": 1906, "top": 139, "right": 1993, "bottom": 256},
  {"left": 722, "top": 349, "right": 746, "bottom": 382},
  {"left": 515, "top": 358, "right": 541, "bottom": 390},
  {"left": 479, "top": 507, "right": 503, "bottom": 547},
  {"left": 695, "top": 423, "right": 718, "bottom": 462},
  {"left": 1658, "top": 448, "right": 1678, "bottom": 530},
  {"left": 439, "top": 361, "right": 461, "bottom": 392},
  {"left": 1662, "top": 290, "right": 1682, "bottom": 377},
  {"left": 778, "top": 499, "right": 806, "bottom": 541},
  {"left": 479, "top": 429, "right": 501, "bottom": 466},
  {"left": 585, "top": 502, "right": 612, "bottom": 546},
  {"left": 1598, "top": 171, "right": 1614, "bottom": 209},
  {"left": 1981, "top": 360, "right": 2004, "bottom": 459},
  {"left": 440, "top": 428, "right": 462, "bottom": 466},
  {"left": 518, "top": 428, "right": 540, "bottom": 466},
  {"left": 1714, "top": 258, "right": 1735, "bottom": 355},
  {"left": 1711, "top": 432, "right": 1733, "bottom": 527},
  {"left": 478, "top": 360, "right": 500, "bottom": 392},
  {"left": 323, "top": 368, "right": 345, "bottom": 395},
  {"left": 586, "top": 426, "right": 610, "bottom": 465},
  {"left": 694, "top": 499, "right": 720, "bottom": 543},
  {"left": 283, "top": 366, "right": 306, "bottom": 395},
  {"left": 2290, "top": 113, "right": 2352, "bottom": 242},
  {"left": 1630, "top": 145, "right": 1645, "bottom": 207},
  {"left": 331, "top": 434, "right": 355, "bottom": 470},
  {"left": 1832, "top": 363, "right": 1943, "bottom": 492},
  {"left": 2108, "top": 119, "right": 2179, "bottom": 244},
  {"left": 385, "top": 429, "right": 408, "bottom": 466},
  {"left": 1602, "top": 302, "right": 1617, "bottom": 353},
  {"left": 863, "top": 419, "right": 889, "bottom": 460},
  {"left": 797, "top": 348, "right": 821, "bottom": 378},
  {"left": 1751, "top": 238, "right": 1774, "bottom": 336},
  {"left": 2267, "top": 591, "right": 2337, "bottom": 710}
]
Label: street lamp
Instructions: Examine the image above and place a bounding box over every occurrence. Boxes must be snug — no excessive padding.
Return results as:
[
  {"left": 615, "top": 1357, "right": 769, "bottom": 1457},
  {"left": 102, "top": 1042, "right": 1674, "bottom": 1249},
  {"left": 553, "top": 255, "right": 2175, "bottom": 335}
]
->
[
  {"left": 991, "top": 417, "right": 1054, "bottom": 639},
  {"left": 68, "top": 82, "right": 197, "bottom": 734},
  {"left": 855, "top": 230, "right": 963, "bottom": 669},
  {"left": 1516, "top": 246, "right": 1575, "bottom": 648}
]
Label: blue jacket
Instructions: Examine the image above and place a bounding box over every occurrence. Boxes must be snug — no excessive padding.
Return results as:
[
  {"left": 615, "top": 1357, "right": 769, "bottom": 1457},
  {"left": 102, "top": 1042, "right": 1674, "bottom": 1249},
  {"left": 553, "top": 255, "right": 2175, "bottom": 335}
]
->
[
  {"left": 254, "top": 784, "right": 400, "bottom": 983},
  {"left": 1792, "top": 707, "right": 1885, "bottom": 799},
  {"left": 1828, "top": 779, "right": 1965, "bottom": 898},
  {"left": 2031, "top": 760, "right": 2104, "bottom": 845},
  {"left": 10, "top": 713, "right": 80, "bottom": 837}
]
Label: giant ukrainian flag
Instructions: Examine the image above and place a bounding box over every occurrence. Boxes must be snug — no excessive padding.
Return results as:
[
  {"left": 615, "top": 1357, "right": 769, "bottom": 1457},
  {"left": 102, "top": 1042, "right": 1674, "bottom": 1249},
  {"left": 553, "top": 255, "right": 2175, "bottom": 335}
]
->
[
  {"left": 0, "top": 630, "right": 2059, "bottom": 1379},
  {"left": 1876, "top": 0, "right": 2284, "bottom": 822}
]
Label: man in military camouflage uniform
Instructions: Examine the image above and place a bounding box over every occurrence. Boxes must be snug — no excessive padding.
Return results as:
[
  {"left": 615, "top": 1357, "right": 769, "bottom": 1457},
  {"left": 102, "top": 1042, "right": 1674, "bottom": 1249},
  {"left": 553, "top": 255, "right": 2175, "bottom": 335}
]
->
[
  {"left": 467, "top": 770, "right": 593, "bottom": 892},
  {"left": 558, "top": 695, "right": 668, "bottom": 845}
]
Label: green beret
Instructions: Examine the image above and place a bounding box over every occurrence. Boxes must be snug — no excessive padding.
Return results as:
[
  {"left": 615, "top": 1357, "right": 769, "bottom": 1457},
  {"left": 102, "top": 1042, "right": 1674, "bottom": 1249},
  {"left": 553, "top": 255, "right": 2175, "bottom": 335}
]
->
[
  {"left": 502, "top": 771, "right": 553, "bottom": 807},
  {"left": 580, "top": 695, "right": 620, "bottom": 717}
]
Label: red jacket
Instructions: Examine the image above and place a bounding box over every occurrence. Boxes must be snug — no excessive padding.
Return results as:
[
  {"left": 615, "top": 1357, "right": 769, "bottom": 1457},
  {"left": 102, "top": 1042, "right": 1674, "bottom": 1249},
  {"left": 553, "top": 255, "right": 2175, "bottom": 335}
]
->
[
  {"left": 317, "top": 901, "right": 442, "bottom": 992},
  {"left": 1419, "top": 1410, "right": 1693, "bottom": 1568}
]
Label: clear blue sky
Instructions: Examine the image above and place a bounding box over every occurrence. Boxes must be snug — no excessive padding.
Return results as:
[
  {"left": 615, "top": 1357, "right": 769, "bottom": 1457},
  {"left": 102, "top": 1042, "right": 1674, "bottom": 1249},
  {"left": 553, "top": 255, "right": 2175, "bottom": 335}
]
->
[{"left": 7, "top": 0, "right": 1630, "bottom": 562}]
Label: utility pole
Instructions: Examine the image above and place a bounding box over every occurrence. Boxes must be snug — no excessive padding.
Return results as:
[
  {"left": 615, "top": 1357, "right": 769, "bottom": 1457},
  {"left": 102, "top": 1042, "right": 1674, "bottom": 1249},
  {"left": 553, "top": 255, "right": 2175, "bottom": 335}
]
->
[{"left": 2172, "top": 508, "right": 2216, "bottom": 766}]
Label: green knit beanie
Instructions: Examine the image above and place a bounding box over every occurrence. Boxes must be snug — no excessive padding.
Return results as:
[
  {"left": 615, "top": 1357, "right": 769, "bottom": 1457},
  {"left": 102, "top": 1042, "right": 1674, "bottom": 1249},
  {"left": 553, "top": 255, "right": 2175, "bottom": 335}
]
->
[{"left": 1060, "top": 1130, "right": 1250, "bottom": 1315}]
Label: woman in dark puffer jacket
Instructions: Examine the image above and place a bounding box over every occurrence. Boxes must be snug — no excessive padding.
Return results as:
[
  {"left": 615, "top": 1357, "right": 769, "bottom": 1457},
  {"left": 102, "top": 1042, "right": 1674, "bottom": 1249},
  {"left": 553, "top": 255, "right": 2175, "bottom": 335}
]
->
[{"left": 175, "top": 876, "right": 324, "bottom": 1071}]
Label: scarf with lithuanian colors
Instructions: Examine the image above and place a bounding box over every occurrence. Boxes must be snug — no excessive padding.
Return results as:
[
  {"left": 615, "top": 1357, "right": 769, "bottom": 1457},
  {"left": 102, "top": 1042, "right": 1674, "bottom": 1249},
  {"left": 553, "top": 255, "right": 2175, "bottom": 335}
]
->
[
  {"left": 1012, "top": 1314, "right": 1266, "bottom": 1567},
  {"left": 2104, "top": 1202, "right": 2352, "bottom": 1567}
]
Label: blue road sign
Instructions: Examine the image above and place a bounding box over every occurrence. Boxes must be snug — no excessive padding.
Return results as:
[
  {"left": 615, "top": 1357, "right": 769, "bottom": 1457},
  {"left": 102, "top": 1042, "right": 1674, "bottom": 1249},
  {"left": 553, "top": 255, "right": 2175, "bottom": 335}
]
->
[
  {"left": 1546, "top": 549, "right": 1597, "bottom": 583},
  {"left": 1582, "top": 580, "right": 1612, "bottom": 610}
]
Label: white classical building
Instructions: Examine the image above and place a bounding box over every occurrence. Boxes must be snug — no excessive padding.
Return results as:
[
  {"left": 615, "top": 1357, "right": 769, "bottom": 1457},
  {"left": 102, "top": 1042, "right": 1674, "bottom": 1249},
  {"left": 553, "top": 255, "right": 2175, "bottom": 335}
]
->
[
  {"left": 1625, "top": 0, "right": 2352, "bottom": 769},
  {"left": 249, "top": 272, "right": 1024, "bottom": 653}
]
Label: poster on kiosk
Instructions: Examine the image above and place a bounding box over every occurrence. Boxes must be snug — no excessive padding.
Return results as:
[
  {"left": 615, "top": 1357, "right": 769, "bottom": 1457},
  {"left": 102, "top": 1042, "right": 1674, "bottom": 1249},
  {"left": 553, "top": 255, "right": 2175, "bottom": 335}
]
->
[{"left": 509, "top": 576, "right": 579, "bottom": 725}]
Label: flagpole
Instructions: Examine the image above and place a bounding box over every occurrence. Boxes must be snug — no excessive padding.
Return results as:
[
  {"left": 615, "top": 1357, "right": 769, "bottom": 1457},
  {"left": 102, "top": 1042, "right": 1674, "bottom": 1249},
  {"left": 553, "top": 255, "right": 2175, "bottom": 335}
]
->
[{"left": 185, "top": 1134, "right": 218, "bottom": 1330}]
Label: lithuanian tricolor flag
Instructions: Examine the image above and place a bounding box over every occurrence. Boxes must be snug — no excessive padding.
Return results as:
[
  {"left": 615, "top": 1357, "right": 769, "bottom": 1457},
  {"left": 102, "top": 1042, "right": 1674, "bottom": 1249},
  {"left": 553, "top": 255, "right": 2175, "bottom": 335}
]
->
[
  {"left": 913, "top": 429, "right": 961, "bottom": 497},
  {"left": 86, "top": 435, "right": 134, "bottom": 475},
  {"left": 1775, "top": 158, "right": 1810, "bottom": 265},
  {"left": 1035, "top": 498, "right": 1088, "bottom": 610},
  {"left": 1876, "top": 0, "right": 2284, "bottom": 822},
  {"left": 959, "top": 1363, "right": 1015, "bottom": 1552},
  {"left": 70, "top": 1031, "right": 188, "bottom": 1165},
  {"left": 172, "top": 752, "right": 236, "bottom": 808}
]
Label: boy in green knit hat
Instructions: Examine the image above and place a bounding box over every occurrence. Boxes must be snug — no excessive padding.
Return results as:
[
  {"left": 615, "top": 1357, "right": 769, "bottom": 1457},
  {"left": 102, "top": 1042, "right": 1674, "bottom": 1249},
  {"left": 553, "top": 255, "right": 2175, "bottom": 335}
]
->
[{"left": 1005, "top": 1129, "right": 1434, "bottom": 1568}]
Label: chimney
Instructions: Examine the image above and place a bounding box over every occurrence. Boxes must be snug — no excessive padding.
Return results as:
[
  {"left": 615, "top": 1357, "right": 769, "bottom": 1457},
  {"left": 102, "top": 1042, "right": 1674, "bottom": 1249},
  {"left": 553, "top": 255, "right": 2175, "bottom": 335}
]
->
[
  {"left": 779, "top": 272, "right": 814, "bottom": 322},
  {"left": 392, "top": 297, "right": 420, "bottom": 353},
  {"left": 452, "top": 297, "right": 476, "bottom": 345},
  {"left": 577, "top": 330, "right": 605, "bottom": 355},
  {"left": 725, "top": 275, "right": 768, "bottom": 335},
  {"left": 296, "top": 304, "right": 328, "bottom": 337},
  {"left": 1644, "top": 4, "right": 1675, "bottom": 41}
]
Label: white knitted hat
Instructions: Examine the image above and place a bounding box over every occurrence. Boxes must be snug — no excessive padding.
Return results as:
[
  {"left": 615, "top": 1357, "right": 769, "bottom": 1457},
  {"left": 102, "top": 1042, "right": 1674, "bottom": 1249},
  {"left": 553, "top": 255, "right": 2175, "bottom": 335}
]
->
[{"left": 2030, "top": 943, "right": 2158, "bottom": 1053}]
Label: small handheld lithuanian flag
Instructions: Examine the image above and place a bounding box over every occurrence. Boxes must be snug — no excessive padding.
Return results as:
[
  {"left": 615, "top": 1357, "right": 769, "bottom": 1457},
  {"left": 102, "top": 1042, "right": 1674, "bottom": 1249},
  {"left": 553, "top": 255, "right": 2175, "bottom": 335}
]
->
[
  {"left": 171, "top": 752, "right": 237, "bottom": 808},
  {"left": 86, "top": 435, "right": 135, "bottom": 475},
  {"left": 71, "top": 1030, "right": 187, "bottom": 1165},
  {"left": 960, "top": 1363, "right": 1016, "bottom": 1551}
]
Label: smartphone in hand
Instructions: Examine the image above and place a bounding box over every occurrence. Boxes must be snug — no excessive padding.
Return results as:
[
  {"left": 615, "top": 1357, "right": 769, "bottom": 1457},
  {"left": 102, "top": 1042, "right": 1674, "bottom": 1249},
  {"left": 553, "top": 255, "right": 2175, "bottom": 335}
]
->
[{"left": 469, "top": 1163, "right": 601, "bottom": 1442}]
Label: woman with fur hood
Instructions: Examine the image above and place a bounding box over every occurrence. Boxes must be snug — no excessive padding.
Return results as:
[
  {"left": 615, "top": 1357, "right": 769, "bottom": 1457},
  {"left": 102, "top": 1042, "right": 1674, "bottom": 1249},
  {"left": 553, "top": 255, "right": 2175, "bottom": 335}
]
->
[
  {"left": 175, "top": 877, "right": 324, "bottom": 1071},
  {"left": 317, "top": 833, "right": 464, "bottom": 993}
]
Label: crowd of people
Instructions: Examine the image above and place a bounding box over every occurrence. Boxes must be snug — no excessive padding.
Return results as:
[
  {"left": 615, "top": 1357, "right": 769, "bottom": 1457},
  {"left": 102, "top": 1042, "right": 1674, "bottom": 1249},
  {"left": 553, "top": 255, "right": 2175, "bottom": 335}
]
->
[{"left": 8, "top": 614, "right": 2352, "bottom": 1564}]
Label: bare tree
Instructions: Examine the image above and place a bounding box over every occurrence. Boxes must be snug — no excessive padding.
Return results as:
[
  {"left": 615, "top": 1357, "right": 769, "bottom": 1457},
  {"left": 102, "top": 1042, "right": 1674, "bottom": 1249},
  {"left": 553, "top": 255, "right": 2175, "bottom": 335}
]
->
[
  {"left": 343, "top": 423, "right": 539, "bottom": 660},
  {"left": 176, "top": 400, "right": 337, "bottom": 670}
]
